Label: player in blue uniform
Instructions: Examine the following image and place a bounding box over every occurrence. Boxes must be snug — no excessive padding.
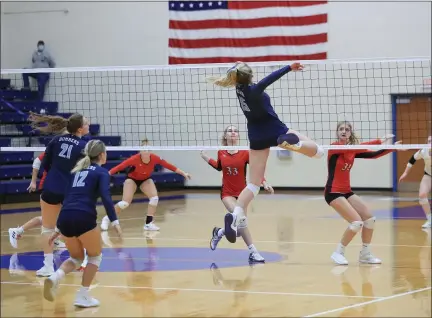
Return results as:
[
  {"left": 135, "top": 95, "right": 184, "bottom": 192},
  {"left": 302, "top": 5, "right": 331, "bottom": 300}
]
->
[
  {"left": 208, "top": 62, "right": 325, "bottom": 243},
  {"left": 28, "top": 112, "right": 90, "bottom": 276},
  {"left": 43, "top": 139, "right": 122, "bottom": 308}
]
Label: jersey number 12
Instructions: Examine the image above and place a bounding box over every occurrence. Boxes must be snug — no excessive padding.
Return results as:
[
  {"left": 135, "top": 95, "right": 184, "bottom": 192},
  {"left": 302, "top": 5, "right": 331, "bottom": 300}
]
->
[{"left": 72, "top": 171, "right": 88, "bottom": 188}]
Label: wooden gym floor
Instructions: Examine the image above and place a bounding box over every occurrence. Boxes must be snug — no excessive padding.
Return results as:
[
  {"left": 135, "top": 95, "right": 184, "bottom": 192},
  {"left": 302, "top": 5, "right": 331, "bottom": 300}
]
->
[{"left": 1, "top": 190, "right": 431, "bottom": 317}]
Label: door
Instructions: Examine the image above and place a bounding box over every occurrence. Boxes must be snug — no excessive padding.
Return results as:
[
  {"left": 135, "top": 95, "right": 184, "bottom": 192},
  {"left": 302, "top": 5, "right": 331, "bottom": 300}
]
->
[{"left": 395, "top": 95, "right": 431, "bottom": 192}]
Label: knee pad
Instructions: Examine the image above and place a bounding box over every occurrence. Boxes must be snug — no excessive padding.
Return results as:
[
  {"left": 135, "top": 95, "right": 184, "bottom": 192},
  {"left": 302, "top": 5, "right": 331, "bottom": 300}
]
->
[
  {"left": 87, "top": 254, "right": 103, "bottom": 267},
  {"left": 35, "top": 216, "right": 43, "bottom": 224},
  {"left": 69, "top": 257, "right": 84, "bottom": 269},
  {"left": 149, "top": 196, "right": 159, "bottom": 206},
  {"left": 348, "top": 221, "right": 363, "bottom": 233},
  {"left": 117, "top": 200, "right": 130, "bottom": 210},
  {"left": 237, "top": 217, "right": 248, "bottom": 230},
  {"left": 246, "top": 183, "right": 260, "bottom": 197},
  {"left": 41, "top": 226, "right": 55, "bottom": 235},
  {"left": 419, "top": 197, "right": 429, "bottom": 205},
  {"left": 313, "top": 145, "right": 324, "bottom": 159},
  {"left": 363, "top": 216, "right": 376, "bottom": 229}
]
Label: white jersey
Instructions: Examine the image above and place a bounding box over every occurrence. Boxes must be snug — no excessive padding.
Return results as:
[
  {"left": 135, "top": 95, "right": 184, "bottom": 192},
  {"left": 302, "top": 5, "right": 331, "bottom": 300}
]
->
[{"left": 409, "top": 148, "right": 431, "bottom": 176}]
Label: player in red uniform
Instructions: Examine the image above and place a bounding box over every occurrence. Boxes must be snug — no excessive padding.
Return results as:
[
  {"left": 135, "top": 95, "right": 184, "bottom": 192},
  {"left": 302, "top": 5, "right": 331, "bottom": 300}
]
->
[
  {"left": 201, "top": 125, "right": 274, "bottom": 263},
  {"left": 8, "top": 152, "right": 65, "bottom": 249},
  {"left": 326, "top": 121, "right": 401, "bottom": 265},
  {"left": 101, "top": 138, "right": 191, "bottom": 231}
]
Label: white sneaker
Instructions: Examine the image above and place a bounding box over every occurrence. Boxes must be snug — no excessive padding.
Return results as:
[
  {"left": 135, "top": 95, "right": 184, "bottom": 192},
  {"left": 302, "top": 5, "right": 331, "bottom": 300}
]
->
[
  {"left": 36, "top": 265, "right": 55, "bottom": 277},
  {"left": 144, "top": 222, "right": 160, "bottom": 231},
  {"left": 249, "top": 252, "right": 265, "bottom": 263},
  {"left": 359, "top": 251, "right": 382, "bottom": 264},
  {"left": 43, "top": 276, "right": 59, "bottom": 302},
  {"left": 422, "top": 215, "right": 431, "bottom": 228},
  {"left": 210, "top": 227, "right": 223, "bottom": 251},
  {"left": 8, "top": 228, "right": 21, "bottom": 248},
  {"left": 74, "top": 292, "right": 100, "bottom": 308},
  {"left": 9, "top": 253, "right": 25, "bottom": 276},
  {"left": 100, "top": 216, "right": 110, "bottom": 231},
  {"left": 331, "top": 252, "right": 349, "bottom": 265},
  {"left": 53, "top": 239, "right": 66, "bottom": 249}
]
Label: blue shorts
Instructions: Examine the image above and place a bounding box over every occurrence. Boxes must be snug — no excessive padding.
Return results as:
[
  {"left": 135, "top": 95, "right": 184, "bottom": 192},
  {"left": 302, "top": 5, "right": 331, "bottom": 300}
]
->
[
  {"left": 249, "top": 129, "right": 290, "bottom": 150},
  {"left": 57, "top": 213, "right": 97, "bottom": 238},
  {"left": 40, "top": 191, "right": 64, "bottom": 205}
]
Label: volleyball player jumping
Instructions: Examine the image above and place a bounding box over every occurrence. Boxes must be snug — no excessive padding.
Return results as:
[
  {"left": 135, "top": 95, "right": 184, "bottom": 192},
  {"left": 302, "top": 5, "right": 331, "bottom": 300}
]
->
[
  {"left": 44, "top": 140, "right": 122, "bottom": 308},
  {"left": 201, "top": 125, "right": 274, "bottom": 262},
  {"left": 399, "top": 135, "right": 431, "bottom": 229},
  {"left": 101, "top": 138, "right": 191, "bottom": 231},
  {"left": 326, "top": 121, "right": 400, "bottom": 265},
  {"left": 28, "top": 112, "right": 89, "bottom": 277},
  {"left": 208, "top": 62, "right": 325, "bottom": 243}
]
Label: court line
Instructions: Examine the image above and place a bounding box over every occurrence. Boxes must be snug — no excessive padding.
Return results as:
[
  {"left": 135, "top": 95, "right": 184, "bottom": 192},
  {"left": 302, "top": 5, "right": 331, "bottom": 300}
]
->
[
  {"left": 303, "top": 286, "right": 432, "bottom": 317},
  {"left": 0, "top": 233, "right": 429, "bottom": 248},
  {"left": 0, "top": 281, "right": 381, "bottom": 299}
]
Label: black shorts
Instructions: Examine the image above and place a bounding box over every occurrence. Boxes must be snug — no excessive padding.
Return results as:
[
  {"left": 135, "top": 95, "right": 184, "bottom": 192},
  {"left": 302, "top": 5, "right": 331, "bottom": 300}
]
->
[
  {"left": 127, "top": 177, "right": 150, "bottom": 188},
  {"left": 40, "top": 191, "right": 64, "bottom": 205},
  {"left": 249, "top": 128, "right": 291, "bottom": 150},
  {"left": 57, "top": 217, "right": 97, "bottom": 238},
  {"left": 324, "top": 192, "right": 355, "bottom": 205}
]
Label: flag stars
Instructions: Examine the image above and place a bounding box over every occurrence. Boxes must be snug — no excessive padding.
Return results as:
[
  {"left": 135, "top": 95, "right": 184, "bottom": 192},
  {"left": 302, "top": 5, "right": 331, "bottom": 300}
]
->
[
  {"left": 218, "top": 1, "right": 222, "bottom": 6},
  {"left": 171, "top": 2, "right": 175, "bottom": 8},
  {"left": 189, "top": 3, "right": 194, "bottom": 7},
  {"left": 180, "top": 3, "right": 184, "bottom": 8},
  {"left": 209, "top": 2, "right": 213, "bottom": 6},
  {"left": 199, "top": 2, "right": 203, "bottom": 7}
]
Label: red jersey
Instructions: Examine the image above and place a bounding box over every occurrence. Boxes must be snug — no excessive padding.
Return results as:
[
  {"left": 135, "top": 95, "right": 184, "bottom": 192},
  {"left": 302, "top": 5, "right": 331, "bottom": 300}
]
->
[
  {"left": 325, "top": 139, "right": 392, "bottom": 193},
  {"left": 109, "top": 153, "right": 178, "bottom": 180},
  {"left": 37, "top": 153, "right": 47, "bottom": 190},
  {"left": 208, "top": 150, "right": 250, "bottom": 198}
]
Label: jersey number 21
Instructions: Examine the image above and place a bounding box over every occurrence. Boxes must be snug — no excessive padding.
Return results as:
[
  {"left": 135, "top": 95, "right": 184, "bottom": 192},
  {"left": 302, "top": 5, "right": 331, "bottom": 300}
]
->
[{"left": 72, "top": 171, "right": 88, "bottom": 188}]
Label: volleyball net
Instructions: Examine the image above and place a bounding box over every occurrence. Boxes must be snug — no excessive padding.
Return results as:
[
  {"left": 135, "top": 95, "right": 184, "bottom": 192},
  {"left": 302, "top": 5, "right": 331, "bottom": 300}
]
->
[{"left": 1, "top": 57, "right": 431, "bottom": 152}]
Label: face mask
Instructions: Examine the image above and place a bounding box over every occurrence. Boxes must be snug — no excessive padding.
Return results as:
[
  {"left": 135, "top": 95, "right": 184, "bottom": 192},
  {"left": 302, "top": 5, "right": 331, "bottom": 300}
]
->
[{"left": 38, "top": 45, "right": 44, "bottom": 52}]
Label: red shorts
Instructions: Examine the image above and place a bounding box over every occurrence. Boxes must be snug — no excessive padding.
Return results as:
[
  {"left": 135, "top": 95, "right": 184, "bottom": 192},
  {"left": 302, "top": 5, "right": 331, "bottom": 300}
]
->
[{"left": 220, "top": 187, "right": 242, "bottom": 200}]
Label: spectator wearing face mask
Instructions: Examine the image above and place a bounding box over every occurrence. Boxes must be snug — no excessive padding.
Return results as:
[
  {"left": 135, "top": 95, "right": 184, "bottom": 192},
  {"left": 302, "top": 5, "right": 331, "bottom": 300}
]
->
[{"left": 22, "top": 40, "right": 56, "bottom": 101}]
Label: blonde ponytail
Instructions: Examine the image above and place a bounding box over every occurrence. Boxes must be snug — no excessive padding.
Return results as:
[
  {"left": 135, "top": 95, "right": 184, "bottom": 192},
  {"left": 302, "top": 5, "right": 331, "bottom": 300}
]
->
[
  {"left": 71, "top": 139, "right": 107, "bottom": 174},
  {"left": 71, "top": 156, "right": 91, "bottom": 173},
  {"left": 207, "top": 62, "right": 253, "bottom": 87},
  {"left": 207, "top": 70, "right": 238, "bottom": 88}
]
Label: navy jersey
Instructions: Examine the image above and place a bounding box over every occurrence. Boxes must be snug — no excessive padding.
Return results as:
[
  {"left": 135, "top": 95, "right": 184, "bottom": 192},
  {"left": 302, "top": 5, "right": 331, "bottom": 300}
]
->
[
  {"left": 41, "top": 134, "right": 88, "bottom": 195},
  {"left": 236, "top": 65, "right": 292, "bottom": 141},
  {"left": 59, "top": 164, "right": 117, "bottom": 223}
]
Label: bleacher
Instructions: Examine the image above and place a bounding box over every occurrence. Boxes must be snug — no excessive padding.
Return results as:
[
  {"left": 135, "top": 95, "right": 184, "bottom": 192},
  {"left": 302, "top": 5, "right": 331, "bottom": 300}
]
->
[{"left": 0, "top": 78, "right": 185, "bottom": 204}]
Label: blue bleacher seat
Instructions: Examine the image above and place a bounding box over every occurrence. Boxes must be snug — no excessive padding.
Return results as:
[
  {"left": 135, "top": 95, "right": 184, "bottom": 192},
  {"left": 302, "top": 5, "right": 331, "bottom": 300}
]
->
[
  {"left": 0, "top": 164, "right": 32, "bottom": 179},
  {"left": 106, "top": 151, "right": 136, "bottom": 160},
  {"left": 1, "top": 172, "right": 184, "bottom": 194},
  {"left": 15, "top": 123, "right": 100, "bottom": 136},
  {"left": 0, "top": 112, "right": 28, "bottom": 124},
  {"left": 0, "top": 90, "right": 38, "bottom": 100},
  {"left": 0, "top": 79, "right": 11, "bottom": 90},
  {"left": 0, "top": 152, "right": 35, "bottom": 164},
  {"left": 0, "top": 138, "right": 12, "bottom": 147},
  {"left": 0, "top": 101, "right": 58, "bottom": 113},
  {"left": 102, "top": 160, "right": 122, "bottom": 171}
]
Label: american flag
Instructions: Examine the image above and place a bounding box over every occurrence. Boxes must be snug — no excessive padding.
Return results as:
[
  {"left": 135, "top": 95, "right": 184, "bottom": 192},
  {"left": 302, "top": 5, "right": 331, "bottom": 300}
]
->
[{"left": 168, "top": 1, "right": 328, "bottom": 64}]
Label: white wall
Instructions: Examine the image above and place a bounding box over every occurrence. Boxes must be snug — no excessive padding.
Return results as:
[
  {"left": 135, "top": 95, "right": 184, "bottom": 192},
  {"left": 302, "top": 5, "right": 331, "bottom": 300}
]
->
[
  {"left": 1, "top": 1, "right": 431, "bottom": 189},
  {"left": 1, "top": 1, "right": 430, "bottom": 68}
]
